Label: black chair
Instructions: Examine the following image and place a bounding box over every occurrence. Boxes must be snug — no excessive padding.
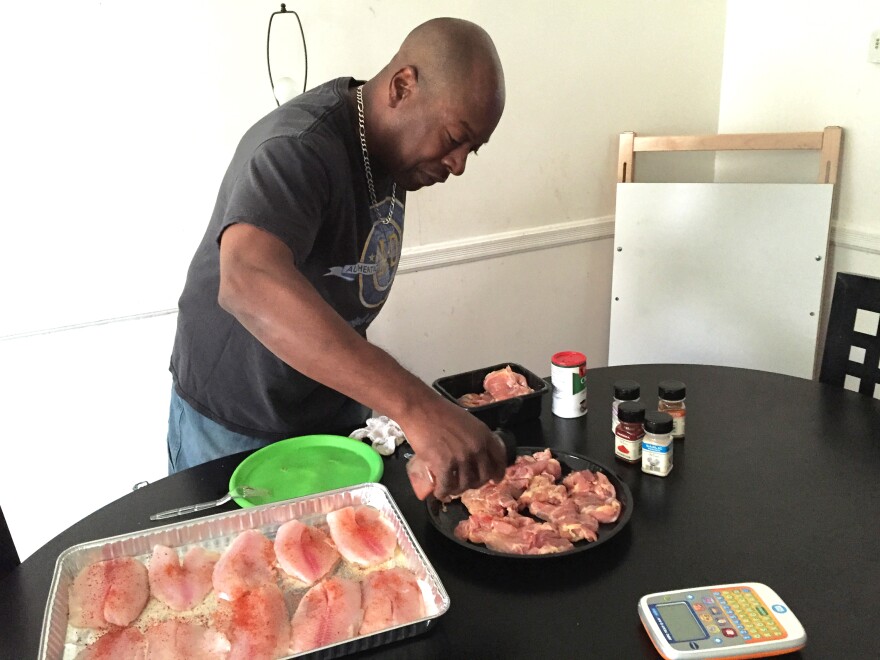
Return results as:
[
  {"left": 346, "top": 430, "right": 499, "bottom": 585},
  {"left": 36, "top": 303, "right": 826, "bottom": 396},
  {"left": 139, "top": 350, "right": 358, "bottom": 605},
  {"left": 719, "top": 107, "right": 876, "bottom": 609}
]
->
[
  {"left": 819, "top": 272, "right": 880, "bottom": 397},
  {"left": 0, "top": 504, "right": 21, "bottom": 580}
]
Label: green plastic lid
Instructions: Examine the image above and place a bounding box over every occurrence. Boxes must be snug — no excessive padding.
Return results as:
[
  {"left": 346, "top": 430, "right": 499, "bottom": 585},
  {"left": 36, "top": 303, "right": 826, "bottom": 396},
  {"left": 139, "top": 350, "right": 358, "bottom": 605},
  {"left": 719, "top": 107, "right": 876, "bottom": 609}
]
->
[{"left": 229, "top": 434, "right": 384, "bottom": 507}]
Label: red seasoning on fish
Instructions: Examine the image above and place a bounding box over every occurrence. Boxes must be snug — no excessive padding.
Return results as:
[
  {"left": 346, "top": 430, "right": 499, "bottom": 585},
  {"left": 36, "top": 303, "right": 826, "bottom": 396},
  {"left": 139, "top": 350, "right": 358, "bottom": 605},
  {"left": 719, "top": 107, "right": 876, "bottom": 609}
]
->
[
  {"left": 359, "top": 567, "right": 426, "bottom": 635},
  {"left": 274, "top": 520, "right": 340, "bottom": 585},
  {"left": 214, "top": 584, "right": 290, "bottom": 660},
  {"left": 148, "top": 545, "right": 219, "bottom": 611},
  {"left": 326, "top": 506, "right": 397, "bottom": 567},
  {"left": 142, "top": 619, "right": 231, "bottom": 659},
  {"left": 211, "top": 529, "right": 277, "bottom": 601},
  {"left": 289, "top": 576, "right": 363, "bottom": 654},
  {"left": 68, "top": 556, "right": 150, "bottom": 628},
  {"left": 73, "top": 626, "right": 146, "bottom": 660}
]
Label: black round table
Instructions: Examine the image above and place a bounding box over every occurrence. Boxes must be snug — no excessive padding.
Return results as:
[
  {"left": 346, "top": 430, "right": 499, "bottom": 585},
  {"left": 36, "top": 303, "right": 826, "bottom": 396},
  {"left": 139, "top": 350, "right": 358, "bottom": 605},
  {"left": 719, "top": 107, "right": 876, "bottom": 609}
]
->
[{"left": 2, "top": 364, "right": 878, "bottom": 659}]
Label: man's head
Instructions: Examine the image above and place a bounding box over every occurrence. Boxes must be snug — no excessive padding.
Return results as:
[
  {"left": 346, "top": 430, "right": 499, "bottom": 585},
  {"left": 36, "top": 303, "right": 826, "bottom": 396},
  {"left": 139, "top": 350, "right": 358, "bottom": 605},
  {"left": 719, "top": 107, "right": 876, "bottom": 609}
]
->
[{"left": 363, "top": 18, "right": 505, "bottom": 191}]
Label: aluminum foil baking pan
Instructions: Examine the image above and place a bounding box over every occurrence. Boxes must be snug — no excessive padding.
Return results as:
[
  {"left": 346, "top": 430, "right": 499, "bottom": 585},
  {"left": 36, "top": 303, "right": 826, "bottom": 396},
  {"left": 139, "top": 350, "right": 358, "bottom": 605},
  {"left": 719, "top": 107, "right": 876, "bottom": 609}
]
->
[{"left": 39, "top": 482, "right": 449, "bottom": 659}]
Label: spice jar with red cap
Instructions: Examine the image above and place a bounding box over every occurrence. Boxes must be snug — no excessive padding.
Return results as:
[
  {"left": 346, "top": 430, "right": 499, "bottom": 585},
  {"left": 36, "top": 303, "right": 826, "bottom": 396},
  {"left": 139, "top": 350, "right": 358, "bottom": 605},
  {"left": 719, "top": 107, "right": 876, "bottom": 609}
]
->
[{"left": 550, "top": 351, "right": 587, "bottom": 418}]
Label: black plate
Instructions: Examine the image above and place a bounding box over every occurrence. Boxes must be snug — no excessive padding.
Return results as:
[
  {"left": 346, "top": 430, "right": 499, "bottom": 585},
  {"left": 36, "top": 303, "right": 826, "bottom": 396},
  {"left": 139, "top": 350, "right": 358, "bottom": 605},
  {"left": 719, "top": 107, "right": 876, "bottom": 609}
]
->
[{"left": 426, "top": 447, "right": 633, "bottom": 558}]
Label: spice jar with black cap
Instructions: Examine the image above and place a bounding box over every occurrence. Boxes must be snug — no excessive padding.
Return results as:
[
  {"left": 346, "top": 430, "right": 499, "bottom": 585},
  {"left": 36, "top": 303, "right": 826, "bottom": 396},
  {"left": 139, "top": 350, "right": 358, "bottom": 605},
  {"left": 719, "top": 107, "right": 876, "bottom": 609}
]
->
[
  {"left": 642, "top": 411, "right": 674, "bottom": 477},
  {"left": 614, "top": 400, "right": 645, "bottom": 463},
  {"left": 611, "top": 379, "right": 641, "bottom": 434},
  {"left": 658, "top": 380, "right": 686, "bottom": 439}
]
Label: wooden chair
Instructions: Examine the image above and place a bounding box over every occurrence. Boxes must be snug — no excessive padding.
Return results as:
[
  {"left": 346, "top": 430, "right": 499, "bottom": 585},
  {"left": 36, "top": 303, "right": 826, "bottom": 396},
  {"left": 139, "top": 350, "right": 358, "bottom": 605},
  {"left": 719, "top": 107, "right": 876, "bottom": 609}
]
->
[
  {"left": 819, "top": 272, "right": 880, "bottom": 397},
  {"left": 0, "top": 504, "right": 21, "bottom": 580},
  {"left": 617, "top": 126, "right": 843, "bottom": 184},
  {"left": 611, "top": 127, "right": 843, "bottom": 378}
]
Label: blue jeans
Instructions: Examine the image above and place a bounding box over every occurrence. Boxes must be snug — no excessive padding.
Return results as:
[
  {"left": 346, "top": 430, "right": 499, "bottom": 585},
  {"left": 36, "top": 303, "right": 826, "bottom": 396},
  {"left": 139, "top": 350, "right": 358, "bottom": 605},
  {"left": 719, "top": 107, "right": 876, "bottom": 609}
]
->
[
  {"left": 167, "top": 388, "right": 272, "bottom": 474},
  {"left": 166, "top": 387, "right": 369, "bottom": 474}
]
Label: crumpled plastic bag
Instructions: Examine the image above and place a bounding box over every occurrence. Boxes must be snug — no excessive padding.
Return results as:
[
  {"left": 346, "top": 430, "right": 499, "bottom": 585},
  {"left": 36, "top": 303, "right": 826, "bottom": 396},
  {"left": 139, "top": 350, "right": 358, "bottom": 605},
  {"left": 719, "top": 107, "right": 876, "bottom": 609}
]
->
[{"left": 349, "top": 416, "right": 407, "bottom": 456}]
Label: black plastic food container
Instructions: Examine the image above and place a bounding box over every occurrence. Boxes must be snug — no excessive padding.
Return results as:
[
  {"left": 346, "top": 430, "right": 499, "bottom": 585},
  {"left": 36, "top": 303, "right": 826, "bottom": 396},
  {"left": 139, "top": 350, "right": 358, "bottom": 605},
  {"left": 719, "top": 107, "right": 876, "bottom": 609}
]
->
[{"left": 432, "top": 362, "right": 549, "bottom": 428}]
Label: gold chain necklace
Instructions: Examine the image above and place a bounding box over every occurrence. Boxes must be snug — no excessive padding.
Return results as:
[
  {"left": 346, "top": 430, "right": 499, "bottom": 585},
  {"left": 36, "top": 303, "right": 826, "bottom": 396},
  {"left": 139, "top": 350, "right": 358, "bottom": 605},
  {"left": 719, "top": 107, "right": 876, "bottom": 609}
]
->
[{"left": 356, "top": 85, "right": 397, "bottom": 225}]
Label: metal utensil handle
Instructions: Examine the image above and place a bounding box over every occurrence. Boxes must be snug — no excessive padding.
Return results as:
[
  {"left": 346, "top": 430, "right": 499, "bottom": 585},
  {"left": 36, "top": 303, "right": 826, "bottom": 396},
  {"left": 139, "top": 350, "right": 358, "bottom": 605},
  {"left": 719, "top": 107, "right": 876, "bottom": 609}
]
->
[{"left": 149, "top": 493, "right": 232, "bottom": 521}]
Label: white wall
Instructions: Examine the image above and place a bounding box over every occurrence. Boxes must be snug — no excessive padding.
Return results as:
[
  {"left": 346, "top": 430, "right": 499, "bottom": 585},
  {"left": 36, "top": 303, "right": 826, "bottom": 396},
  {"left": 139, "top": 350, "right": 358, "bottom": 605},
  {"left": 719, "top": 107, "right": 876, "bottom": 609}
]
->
[
  {"left": 1, "top": 1, "right": 727, "bottom": 559},
  {"left": 0, "top": 315, "right": 176, "bottom": 554},
  {"left": 371, "top": 0, "right": 728, "bottom": 375},
  {"left": 715, "top": 0, "right": 880, "bottom": 373}
]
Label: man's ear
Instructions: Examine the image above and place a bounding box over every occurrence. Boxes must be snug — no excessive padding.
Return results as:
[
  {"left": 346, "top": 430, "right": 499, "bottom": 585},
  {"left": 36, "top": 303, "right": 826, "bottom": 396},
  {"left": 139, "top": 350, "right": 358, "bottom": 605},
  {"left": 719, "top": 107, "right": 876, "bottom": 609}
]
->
[{"left": 388, "top": 66, "right": 418, "bottom": 108}]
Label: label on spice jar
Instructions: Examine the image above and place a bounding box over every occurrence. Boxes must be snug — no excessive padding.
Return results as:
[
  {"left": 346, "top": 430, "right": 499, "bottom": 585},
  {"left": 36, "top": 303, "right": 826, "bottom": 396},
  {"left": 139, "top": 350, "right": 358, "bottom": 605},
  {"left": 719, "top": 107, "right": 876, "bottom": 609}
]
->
[
  {"left": 642, "top": 441, "right": 672, "bottom": 476},
  {"left": 615, "top": 436, "right": 642, "bottom": 462},
  {"left": 667, "top": 410, "right": 685, "bottom": 438},
  {"left": 551, "top": 351, "right": 587, "bottom": 418}
]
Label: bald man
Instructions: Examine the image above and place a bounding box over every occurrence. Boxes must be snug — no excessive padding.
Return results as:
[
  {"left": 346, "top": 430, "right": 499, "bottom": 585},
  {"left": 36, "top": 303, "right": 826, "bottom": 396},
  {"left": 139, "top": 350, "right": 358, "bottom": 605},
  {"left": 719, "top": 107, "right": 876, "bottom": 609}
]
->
[{"left": 168, "top": 18, "right": 506, "bottom": 499}]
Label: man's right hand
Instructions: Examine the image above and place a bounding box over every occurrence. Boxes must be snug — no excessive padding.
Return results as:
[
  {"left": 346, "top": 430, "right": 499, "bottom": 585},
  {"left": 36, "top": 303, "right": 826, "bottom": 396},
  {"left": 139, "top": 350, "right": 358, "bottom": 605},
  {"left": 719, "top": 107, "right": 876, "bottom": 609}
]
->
[{"left": 396, "top": 395, "right": 507, "bottom": 500}]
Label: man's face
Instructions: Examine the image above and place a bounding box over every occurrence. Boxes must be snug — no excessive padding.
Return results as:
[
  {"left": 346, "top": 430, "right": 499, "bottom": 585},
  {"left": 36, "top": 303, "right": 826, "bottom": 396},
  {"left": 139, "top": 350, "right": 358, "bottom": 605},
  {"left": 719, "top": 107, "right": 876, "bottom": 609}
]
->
[{"left": 384, "top": 84, "right": 503, "bottom": 192}]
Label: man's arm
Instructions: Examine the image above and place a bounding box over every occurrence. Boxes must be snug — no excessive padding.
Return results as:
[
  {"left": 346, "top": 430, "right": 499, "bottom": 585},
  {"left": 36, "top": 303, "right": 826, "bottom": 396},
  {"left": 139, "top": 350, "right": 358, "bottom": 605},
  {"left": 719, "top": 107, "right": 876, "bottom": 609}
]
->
[{"left": 217, "top": 222, "right": 505, "bottom": 498}]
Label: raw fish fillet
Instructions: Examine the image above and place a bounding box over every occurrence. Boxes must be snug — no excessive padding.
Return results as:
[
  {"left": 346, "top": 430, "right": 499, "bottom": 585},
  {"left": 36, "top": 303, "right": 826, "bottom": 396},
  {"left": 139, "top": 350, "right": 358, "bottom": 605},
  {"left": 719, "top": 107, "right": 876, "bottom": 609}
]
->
[
  {"left": 74, "top": 626, "right": 146, "bottom": 660},
  {"left": 326, "top": 506, "right": 397, "bottom": 567},
  {"left": 148, "top": 545, "right": 219, "bottom": 611},
  {"left": 214, "top": 584, "right": 290, "bottom": 660},
  {"left": 212, "top": 529, "right": 277, "bottom": 601},
  {"left": 359, "top": 567, "right": 426, "bottom": 635},
  {"left": 68, "top": 557, "right": 150, "bottom": 628},
  {"left": 143, "top": 620, "right": 230, "bottom": 659},
  {"left": 289, "top": 576, "right": 363, "bottom": 653},
  {"left": 274, "top": 520, "right": 340, "bottom": 585}
]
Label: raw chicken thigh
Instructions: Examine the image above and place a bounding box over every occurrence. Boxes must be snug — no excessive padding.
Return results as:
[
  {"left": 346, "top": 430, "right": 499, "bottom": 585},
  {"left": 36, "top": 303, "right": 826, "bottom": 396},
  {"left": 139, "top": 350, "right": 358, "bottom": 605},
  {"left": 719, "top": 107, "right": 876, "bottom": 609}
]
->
[
  {"left": 454, "top": 449, "right": 622, "bottom": 555},
  {"left": 457, "top": 365, "right": 534, "bottom": 407},
  {"left": 483, "top": 365, "right": 533, "bottom": 400}
]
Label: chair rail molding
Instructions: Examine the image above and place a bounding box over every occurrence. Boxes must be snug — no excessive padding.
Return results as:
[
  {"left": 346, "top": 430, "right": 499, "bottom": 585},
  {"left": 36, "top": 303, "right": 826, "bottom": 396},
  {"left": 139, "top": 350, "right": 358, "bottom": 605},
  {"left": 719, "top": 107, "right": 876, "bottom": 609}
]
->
[
  {"left": 397, "top": 214, "right": 615, "bottom": 274},
  {"left": 831, "top": 223, "right": 880, "bottom": 256},
  {"left": 1, "top": 215, "right": 616, "bottom": 341}
]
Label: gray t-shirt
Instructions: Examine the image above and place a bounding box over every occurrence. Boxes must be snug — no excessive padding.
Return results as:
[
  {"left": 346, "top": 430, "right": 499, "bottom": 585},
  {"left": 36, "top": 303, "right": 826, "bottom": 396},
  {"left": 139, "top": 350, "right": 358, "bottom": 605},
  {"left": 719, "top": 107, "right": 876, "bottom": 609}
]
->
[{"left": 170, "top": 77, "right": 406, "bottom": 440}]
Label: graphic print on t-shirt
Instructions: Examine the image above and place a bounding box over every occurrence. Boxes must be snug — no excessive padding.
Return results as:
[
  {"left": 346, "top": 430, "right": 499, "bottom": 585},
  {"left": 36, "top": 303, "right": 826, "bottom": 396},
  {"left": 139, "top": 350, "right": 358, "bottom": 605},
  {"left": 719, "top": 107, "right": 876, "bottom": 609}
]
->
[{"left": 324, "top": 195, "right": 404, "bottom": 309}]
